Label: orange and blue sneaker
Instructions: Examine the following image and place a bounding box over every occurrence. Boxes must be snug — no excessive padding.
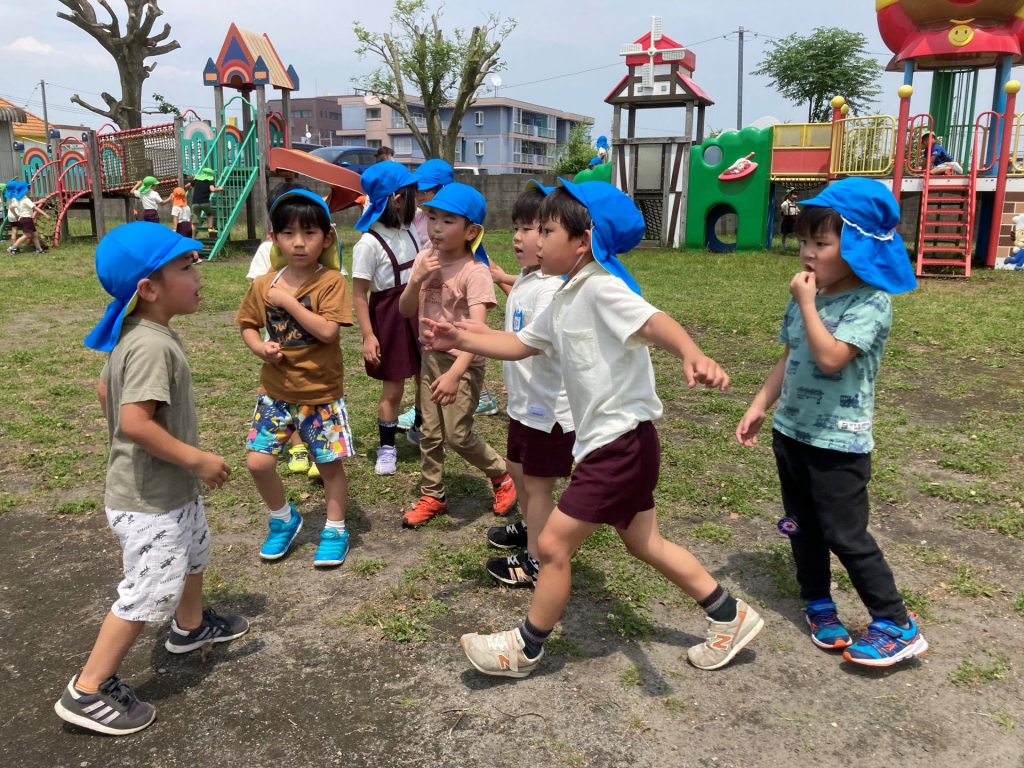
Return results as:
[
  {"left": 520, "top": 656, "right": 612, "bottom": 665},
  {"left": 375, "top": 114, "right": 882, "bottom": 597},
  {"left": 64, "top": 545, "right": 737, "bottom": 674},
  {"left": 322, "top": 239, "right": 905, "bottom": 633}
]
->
[
  {"left": 805, "top": 599, "right": 851, "bottom": 650},
  {"left": 843, "top": 616, "right": 928, "bottom": 667}
]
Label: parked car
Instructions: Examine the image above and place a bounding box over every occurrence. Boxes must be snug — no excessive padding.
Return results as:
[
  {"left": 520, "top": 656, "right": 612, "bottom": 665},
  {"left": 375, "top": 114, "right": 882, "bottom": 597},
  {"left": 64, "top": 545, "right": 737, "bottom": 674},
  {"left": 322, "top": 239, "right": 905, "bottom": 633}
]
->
[
  {"left": 290, "top": 141, "right": 323, "bottom": 153},
  {"left": 455, "top": 166, "right": 488, "bottom": 176},
  {"left": 310, "top": 146, "right": 379, "bottom": 175}
]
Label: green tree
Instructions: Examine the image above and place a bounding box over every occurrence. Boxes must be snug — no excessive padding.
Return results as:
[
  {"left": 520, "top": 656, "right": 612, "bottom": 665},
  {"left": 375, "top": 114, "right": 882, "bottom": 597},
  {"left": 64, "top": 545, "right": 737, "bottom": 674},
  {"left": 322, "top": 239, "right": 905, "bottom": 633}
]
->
[
  {"left": 354, "top": 0, "right": 516, "bottom": 164},
  {"left": 551, "top": 122, "right": 594, "bottom": 176},
  {"left": 752, "top": 27, "right": 882, "bottom": 122},
  {"left": 149, "top": 93, "right": 181, "bottom": 119}
]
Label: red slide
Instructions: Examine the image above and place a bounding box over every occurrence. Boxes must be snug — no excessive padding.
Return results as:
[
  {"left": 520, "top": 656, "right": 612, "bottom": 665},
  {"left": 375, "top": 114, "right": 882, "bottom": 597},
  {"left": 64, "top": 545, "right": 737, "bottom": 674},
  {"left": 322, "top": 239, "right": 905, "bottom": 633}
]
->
[{"left": 268, "top": 148, "right": 365, "bottom": 212}]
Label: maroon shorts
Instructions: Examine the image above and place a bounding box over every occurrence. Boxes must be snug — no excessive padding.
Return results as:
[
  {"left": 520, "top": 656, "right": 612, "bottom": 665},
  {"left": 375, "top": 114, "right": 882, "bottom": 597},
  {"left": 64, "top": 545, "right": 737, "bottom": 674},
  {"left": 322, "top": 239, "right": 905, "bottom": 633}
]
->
[
  {"left": 781, "top": 215, "right": 797, "bottom": 236},
  {"left": 18, "top": 217, "right": 35, "bottom": 234},
  {"left": 506, "top": 419, "right": 575, "bottom": 478},
  {"left": 176, "top": 221, "right": 194, "bottom": 238},
  {"left": 142, "top": 210, "right": 160, "bottom": 224},
  {"left": 557, "top": 421, "right": 660, "bottom": 529}
]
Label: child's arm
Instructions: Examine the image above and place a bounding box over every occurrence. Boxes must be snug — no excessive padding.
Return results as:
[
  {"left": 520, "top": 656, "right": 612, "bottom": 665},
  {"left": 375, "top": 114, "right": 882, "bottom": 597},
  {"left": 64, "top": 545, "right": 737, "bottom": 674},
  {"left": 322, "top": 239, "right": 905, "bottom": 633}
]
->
[
  {"left": 352, "top": 277, "right": 379, "bottom": 365},
  {"left": 120, "top": 400, "right": 230, "bottom": 488},
  {"left": 422, "top": 318, "right": 540, "bottom": 361},
  {"left": 736, "top": 347, "right": 789, "bottom": 446},
  {"left": 427, "top": 304, "right": 486, "bottom": 405},
  {"left": 488, "top": 262, "right": 514, "bottom": 297},
  {"left": 399, "top": 249, "right": 440, "bottom": 318},
  {"left": 211, "top": 185, "right": 225, "bottom": 193},
  {"left": 240, "top": 326, "right": 283, "bottom": 363},
  {"left": 32, "top": 201, "right": 50, "bottom": 220},
  {"left": 790, "top": 273, "right": 860, "bottom": 373},
  {"left": 97, "top": 378, "right": 107, "bottom": 419},
  {"left": 159, "top": 195, "right": 172, "bottom": 205},
  {"left": 634, "top": 313, "right": 729, "bottom": 390},
  {"left": 265, "top": 286, "right": 341, "bottom": 344}
]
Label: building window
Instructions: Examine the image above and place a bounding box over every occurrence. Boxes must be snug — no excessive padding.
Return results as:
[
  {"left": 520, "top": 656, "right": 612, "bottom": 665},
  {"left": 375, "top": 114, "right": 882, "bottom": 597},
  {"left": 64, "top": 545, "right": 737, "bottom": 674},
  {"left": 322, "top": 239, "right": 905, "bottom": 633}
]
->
[
  {"left": 474, "top": 111, "right": 484, "bottom": 126},
  {"left": 368, "top": 139, "right": 382, "bottom": 149},
  {"left": 475, "top": 140, "right": 485, "bottom": 156},
  {"left": 366, "top": 108, "right": 381, "bottom": 121},
  {"left": 328, "top": 112, "right": 342, "bottom": 121},
  {"left": 320, "top": 110, "right": 326, "bottom": 118},
  {"left": 394, "top": 137, "right": 413, "bottom": 155},
  {"left": 293, "top": 109, "right": 312, "bottom": 118}
]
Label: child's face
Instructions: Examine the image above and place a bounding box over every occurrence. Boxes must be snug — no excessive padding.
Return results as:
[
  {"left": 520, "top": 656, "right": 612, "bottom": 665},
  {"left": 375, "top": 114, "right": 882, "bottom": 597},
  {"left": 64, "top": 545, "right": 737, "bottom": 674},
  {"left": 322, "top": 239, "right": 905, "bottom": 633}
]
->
[
  {"left": 427, "top": 210, "right": 479, "bottom": 256},
  {"left": 798, "top": 228, "right": 854, "bottom": 289},
  {"left": 415, "top": 188, "right": 436, "bottom": 206},
  {"left": 511, "top": 218, "right": 541, "bottom": 269},
  {"left": 272, "top": 217, "right": 332, "bottom": 268},
  {"left": 143, "top": 253, "right": 202, "bottom": 316},
  {"left": 537, "top": 216, "right": 589, "bottom": 277}
]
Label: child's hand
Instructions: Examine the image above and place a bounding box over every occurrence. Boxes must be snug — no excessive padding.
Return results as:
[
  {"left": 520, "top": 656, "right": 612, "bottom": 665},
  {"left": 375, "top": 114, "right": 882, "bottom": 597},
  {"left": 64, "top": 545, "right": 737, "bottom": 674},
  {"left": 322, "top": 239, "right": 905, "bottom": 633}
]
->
[
  {"left": 257, "top": 341, "right": 283, "bottom": 363},
  {"left": 684, "top": 355, "right": 729, "bottom": 391},
  {"left": 790, "top": 271, "right": 818, "bottom": 304},
  {"left": 736, "top": 404, "right": 767, "bottom": 446},
  {"left": 192, "top": 451, "right": 231, "bottom": 488},
  {"left": 429, "top": 371, "right": 460, "bottom": 405},
  {"left": 411, "top": 249, "right": 441, "bottom": 283},
  {"left": 266, "top": 285, "right": 295, "bottom": 309},
  {"left": 488, "top": 262, "right": 508, "bottom": 285},
  {"left": 421, "top": 318, "right": 459, "bottom": 351},
  {"left": 454, "top": 318, "right": 490, "bottom": 335},
  {"left": 362, "top": 334, "right": 381, "bottom": 365}
]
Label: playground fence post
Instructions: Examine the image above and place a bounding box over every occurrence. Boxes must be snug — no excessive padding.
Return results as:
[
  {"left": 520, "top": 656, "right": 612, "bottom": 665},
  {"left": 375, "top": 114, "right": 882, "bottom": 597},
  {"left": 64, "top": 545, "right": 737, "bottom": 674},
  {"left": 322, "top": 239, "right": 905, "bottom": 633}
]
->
[
  {"left": 892, "top": 85, "right": 913, "bottom": 205},
  {"left": 85, "top": 131, "right": 106, "bottom": 241},
  {"left": 987, "top": 80, "right": 1020, "bottom": 267}
]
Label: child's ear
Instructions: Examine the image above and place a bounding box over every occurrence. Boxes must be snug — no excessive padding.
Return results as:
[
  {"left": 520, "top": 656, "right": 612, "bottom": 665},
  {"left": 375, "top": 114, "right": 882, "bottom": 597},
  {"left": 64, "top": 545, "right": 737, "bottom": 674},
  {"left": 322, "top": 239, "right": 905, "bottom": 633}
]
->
[
  {"left": 323, "top": 227, "right": 336, "bottom": 246},
  {"left": 136, "top": 277, "right": 159, "bottom": 302},
  {"left": 466, "top": 223, "right": 482, "bottom": 243},
  {"left": 579, "top": 229, "right": 592, "bottom": 255}
]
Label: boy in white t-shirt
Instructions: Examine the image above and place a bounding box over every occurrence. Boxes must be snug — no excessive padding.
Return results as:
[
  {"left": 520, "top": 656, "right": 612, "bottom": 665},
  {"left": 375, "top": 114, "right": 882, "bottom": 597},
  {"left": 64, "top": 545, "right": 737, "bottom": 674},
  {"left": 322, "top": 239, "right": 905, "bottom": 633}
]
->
[
  {"left": 131, "top": 177, "right": 163, "bottom": 224},
  {"left": 482, "top": 185, "right": 574, "bottom": 588},
  {"left": 423, "top": 180, "right": 763, "bottom": 678}
]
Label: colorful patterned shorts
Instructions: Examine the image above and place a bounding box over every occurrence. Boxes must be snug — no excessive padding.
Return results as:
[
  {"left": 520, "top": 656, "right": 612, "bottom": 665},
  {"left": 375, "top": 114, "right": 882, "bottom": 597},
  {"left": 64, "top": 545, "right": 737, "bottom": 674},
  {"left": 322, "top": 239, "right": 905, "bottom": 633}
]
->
[{"left": 246, "top": 395, "right": 355, "bottom": 464}]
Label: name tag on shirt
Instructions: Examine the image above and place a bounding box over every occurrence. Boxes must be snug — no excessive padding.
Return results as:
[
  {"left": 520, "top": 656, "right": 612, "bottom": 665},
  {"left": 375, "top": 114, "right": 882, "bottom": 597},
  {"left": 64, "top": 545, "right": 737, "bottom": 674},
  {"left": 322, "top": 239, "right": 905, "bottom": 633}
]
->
[
  {"left": 512, "top": 307, "right": 524, "bottom": 332},
  {"left": 838, "top": 420, "right": 871, "bottom": 432},
  {"left": 528, "top": 405, "right": 547, "bottom": 419}
]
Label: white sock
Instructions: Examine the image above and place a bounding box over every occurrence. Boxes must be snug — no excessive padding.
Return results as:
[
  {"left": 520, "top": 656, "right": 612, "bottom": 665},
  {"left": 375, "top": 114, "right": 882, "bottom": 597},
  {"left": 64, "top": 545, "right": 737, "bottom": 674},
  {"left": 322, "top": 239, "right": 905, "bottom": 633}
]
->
[
  {"left": 325, "top": 519, "right": 346, "bottom": 533},
  {"left": 270, "top": 503, "right": 292, "bottom": 521}
]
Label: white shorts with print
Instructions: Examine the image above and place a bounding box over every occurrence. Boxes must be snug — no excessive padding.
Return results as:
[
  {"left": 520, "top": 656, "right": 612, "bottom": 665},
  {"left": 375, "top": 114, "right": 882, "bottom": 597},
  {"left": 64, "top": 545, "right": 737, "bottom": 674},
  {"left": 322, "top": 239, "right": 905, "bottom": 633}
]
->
[{"left": 106, "top": 497, "right": 210, "bottom": 622}]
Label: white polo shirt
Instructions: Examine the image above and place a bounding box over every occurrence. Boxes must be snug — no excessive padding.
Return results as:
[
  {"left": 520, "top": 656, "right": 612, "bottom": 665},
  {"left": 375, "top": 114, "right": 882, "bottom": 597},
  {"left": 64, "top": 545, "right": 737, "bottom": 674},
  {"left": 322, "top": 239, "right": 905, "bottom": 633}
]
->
[
  {"left": 517, "top": 261, "right": 662, "bottom": 461},
  {"left": 351, "top": 223, "right": 421, "bottom": 293},
  {"left": 133, "top": 189, "right": 163, "bottom": 210},
  {"left": 503, "top": 268, "right": 574, "bottom": 434}
]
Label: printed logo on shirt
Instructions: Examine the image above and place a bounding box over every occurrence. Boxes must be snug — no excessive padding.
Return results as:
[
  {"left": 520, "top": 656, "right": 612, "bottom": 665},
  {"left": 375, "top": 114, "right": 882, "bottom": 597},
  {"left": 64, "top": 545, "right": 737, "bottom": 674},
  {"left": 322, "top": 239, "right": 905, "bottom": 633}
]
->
[
  {"left": 838, "top": 420, "right": 871, "bottom": 432},
  {"left": 423, "top": 278, "right": 444, "bottom": 311},
  {"left": 267, "top": 298, "right": 317, "bottom": 348}
]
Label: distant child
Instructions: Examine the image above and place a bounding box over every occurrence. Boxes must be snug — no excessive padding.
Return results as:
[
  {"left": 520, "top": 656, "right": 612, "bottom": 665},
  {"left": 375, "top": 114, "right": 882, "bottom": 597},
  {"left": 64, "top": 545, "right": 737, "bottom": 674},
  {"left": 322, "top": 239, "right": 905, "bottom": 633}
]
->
[
  {"left": 351, "top": 161, "right": 423, "bottom": 475},
  {"left": 398, "top": 183, "right": 517, "bottom": 527},
  {"left": 56, "top": 223, "right": 247, "bottom": 736},
  {"left": 921, "top": 131, "right": 964, "bottom": 176},
  {"left": 162, "top": 187, "right": 193, "bottom": 238},
  {"left": 780, "top": 188, "right": 800, "bottom": 247},
  {"left": 187, "top": 168, "right": 224, "bottom": 234},
  {"left": 480, "top": 184, "right": 574, "bottom": 588},
  {"left": 736, "top": 177, "right": 927, "bottom": 667},
  {"left": 423, "top": 180, "right": 762, "bottom": 677},
  {"left": 236, "top": 187, "right": 355, "bottom": 566},
  {"left": 131, "top": 177, "right": 163, "bottom": 224},
  {"left": 6, "top": 180, "right": 51, "bottom": 254}
]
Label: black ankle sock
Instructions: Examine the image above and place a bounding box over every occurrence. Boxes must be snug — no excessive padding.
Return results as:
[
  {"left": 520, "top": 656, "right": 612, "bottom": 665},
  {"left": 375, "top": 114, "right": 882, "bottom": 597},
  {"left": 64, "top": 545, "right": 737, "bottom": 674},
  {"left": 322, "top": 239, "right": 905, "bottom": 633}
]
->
[
  {"left": 414, "top": 409, "right": 423, "bottom": 428},
  {"left": 519, "top": 617, "right": 551, "bottom": 658},
  {"left": 699, "top": 584, "right": 738, "bottom": 623},
  {"left": 378, "top": 419, "right": 398, "bottom": 447}
]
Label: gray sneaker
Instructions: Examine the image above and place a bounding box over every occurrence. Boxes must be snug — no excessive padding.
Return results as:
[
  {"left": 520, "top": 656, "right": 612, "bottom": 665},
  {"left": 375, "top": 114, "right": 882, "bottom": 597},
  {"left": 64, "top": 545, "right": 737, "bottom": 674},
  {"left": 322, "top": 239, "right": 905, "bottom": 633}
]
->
[
  {"left": 461, "top": 627, "right": 543, "bottom": 678},
  {"left": 54, "top": 676, "right": 156, "bottom": 735},
  {"left": 406, "top": 424, "right": 422, "bottom": 446},
  {"left": 164, "top": 607, "right": 249, "bottom": 654},
  {"left": 687, "top": 600, "right": 764, "bottom": 670}
]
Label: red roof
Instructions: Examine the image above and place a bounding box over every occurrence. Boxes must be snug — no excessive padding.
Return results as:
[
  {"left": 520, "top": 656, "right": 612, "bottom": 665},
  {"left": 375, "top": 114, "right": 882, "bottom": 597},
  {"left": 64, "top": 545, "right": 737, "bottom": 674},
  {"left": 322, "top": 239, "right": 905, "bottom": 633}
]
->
[{"left": 623, "top": 31, "right": 696, "bottom": 72}]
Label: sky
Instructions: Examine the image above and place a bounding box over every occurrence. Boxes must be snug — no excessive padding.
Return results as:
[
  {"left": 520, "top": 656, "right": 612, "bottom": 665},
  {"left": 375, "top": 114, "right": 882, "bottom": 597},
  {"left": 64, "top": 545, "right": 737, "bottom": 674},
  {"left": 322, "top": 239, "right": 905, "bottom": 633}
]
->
[{"left": 0, "top": 0, "right": 1009, "bottom": 140}]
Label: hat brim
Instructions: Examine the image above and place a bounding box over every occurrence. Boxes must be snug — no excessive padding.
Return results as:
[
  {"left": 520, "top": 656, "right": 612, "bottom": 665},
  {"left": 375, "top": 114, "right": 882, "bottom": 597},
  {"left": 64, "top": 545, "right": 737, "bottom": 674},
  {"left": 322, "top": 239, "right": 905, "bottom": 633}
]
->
[
  {"left": 269, "top": 235, "right": 341, "bottom": 272},
  {"left": 526, "top": 179, "right": 555, "bottom": 195},
  {"left": 419, "top": 199, "right": 485, "bottom": 255},
  {"left": 836, "top": 224, "right": 917, "bottom": 295},
  {"left": 355, "top": 196, "right": 389, "bottom": 232}
]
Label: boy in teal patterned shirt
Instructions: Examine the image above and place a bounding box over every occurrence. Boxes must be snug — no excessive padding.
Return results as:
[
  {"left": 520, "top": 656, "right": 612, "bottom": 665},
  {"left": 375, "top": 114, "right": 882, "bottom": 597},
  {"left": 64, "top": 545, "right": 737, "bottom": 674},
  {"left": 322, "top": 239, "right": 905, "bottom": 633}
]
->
[{"left": 736, "top": 178, "right": 928, "bottom": 667}]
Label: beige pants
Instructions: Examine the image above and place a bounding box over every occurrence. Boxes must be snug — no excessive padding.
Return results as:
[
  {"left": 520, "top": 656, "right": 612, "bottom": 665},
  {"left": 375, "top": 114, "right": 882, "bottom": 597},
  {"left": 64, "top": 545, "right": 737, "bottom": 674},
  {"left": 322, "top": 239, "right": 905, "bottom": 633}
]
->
[{"left": 419, "top": 351, "right": 505, "bottom": 499}]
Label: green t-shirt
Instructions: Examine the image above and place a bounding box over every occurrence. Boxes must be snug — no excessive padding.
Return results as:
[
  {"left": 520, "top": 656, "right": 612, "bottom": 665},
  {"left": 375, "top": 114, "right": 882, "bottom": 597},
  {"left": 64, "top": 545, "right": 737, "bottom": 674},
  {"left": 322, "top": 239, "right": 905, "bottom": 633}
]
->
[
  {"left": 773, "top": 285, "right": 892, "bottom": 454},
  {"left": 101, "top": 317, "right": 202, "bottom": 512}
]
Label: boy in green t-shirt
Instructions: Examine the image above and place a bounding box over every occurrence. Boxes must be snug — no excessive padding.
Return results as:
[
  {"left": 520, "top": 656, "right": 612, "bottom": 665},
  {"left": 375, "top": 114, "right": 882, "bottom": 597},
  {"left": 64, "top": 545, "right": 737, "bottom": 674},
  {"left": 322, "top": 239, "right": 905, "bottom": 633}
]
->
[
  {"left": 55, "top": 223, "right": 248, "bottom": 736},
  {"left": 737, "top": 178, "right": 927, "bottom": 668}
]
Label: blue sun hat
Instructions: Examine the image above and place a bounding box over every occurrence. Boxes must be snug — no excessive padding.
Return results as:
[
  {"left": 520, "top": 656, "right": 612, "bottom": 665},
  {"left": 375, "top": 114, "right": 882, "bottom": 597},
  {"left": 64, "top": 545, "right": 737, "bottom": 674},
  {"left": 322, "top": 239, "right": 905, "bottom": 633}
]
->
[
  {"left": 596, "top": 135, "right": 609, "bottom": 150},
  {"left": 355, "top": 161, "right": 414, "bottom": 232},
  {"left": 269, "top": 188, "right": 342, "bottom": 271},
  {"left": 419, "top": 182, "right": 489, "bottom": 264},
  {"left": 588, "top": 156, "right": 601, "bottom": 167},
  {"left": 84, "top": 223, "right": 203, "bottom": 352},
  {"left": 800, "top": 177, "right": 916, "bottom": 295},
  {"left": 529, "top": 178, "right": 646, "bottom": 295},
  {"left": 5, "top": 181, "right": 28, "bottom": 200},
  {"left": 410, "top": 158, "right": 453, "bottom": 191}
]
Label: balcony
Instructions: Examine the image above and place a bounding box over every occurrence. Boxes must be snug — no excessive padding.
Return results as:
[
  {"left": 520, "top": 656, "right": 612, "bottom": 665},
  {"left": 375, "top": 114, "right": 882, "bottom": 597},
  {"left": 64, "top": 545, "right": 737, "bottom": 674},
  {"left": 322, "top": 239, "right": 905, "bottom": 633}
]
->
[
  {"left": 392, "top": 114, "right": 427, "bottom": 129},
  {"left": 513, "top": 119, "right": 555, "bottom": 140},
  {"left": 513, "top": 152, "right": 552, "bottom": 167}
]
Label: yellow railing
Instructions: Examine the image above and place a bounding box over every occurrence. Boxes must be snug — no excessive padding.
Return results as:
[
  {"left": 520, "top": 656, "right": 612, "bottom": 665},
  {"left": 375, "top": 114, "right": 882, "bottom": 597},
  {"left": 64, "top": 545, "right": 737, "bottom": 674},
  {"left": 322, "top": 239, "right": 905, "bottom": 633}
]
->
[
  {"left": 773, "top": 122, "right": 833, "bottom": 148},
  {"left": 1009, "top": 112, "right": 1024, "bottom": 175},
  {"left": 830, "top": 115, "right": 896, "bottom": 176}
]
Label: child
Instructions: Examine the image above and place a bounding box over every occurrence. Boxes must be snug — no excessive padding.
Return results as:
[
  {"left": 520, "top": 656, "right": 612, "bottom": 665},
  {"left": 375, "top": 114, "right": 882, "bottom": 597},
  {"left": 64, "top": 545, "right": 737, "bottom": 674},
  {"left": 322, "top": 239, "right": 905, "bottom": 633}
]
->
[
  {"left": 351, "top": 161, "right": 422, "bottom": 475},
  {"left": 780, "top": 188, "right": 799, "bottom": 247},
  {"left": 131, "top": 177, "right": 163, "bottom": 224},
  {"left": 162, "top": 187, "right": 193, "bottom": 238},
  {"left": 56, "top": 223, "right": 247, "bottom": 735},
  {"left": 236, "top": 187, "right": 355, "bottom": 566},
  {"left": 736, "top": 177, "right": 927, "bottom": 667},
  {"left": 7, "top": 181, "right": 51, "bottom": 254},
  {"left": 397, "top": 183, "right": 517, "bottom": 527},
  {"left": 921, "top": 131, "right": 964, "bottom": 176},
  {"left": 187, "top": 168, "right": 224, "bottom": 234},
  {"left": 422, "top": 179, "right": 762, "bottom": 676},
  {"left": 481, "top": 184, "right": 575, "bottom": 588}
]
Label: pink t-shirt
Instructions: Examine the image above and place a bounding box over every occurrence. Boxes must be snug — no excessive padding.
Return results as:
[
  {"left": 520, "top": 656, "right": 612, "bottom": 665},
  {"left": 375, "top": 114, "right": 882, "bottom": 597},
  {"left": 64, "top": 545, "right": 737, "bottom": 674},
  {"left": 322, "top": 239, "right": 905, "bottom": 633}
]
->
[
  {"left": 416, "top": 252, "right": 496, "bottom": 368},
  {"left": 413, "top": 210, "right": 430, "bottom": 249}
]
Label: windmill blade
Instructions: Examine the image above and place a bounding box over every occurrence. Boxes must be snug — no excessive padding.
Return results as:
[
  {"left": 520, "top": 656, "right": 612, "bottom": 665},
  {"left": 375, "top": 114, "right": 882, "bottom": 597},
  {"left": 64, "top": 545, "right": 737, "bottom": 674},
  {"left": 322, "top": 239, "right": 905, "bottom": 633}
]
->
[
  {"left": 661, "top": 49, "right": 688, "bottom": 61},
  {"left": 641, "top": 63, "right": 653, "bottom": 89},
  {"left": 620, "top": 43, "right": 644, "bottom": 55},
  {"left": 651, "top": 16, "right": 663, "bottom": 42}
]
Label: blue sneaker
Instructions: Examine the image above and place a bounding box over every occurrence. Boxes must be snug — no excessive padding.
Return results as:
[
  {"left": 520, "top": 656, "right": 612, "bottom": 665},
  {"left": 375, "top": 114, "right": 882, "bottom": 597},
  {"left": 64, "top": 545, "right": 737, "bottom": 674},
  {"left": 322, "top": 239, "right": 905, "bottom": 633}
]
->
[
  {"left": 805, "top": 599, "right": 851, "bottom": 650},
  {"left": 259, "top": 508, "right": 302, "bottom": 560},
  {"left": 313, "top": 527, "right": 349, "bottom": 567},
  {"left": 397, "top": 407, "right": 417, "bottom": 430},
  {"left": 475, "top": 391, "right": 498, "bottom": 416},
  {"left": 843, "top": 616, "right": 928, "bottom": 667}
]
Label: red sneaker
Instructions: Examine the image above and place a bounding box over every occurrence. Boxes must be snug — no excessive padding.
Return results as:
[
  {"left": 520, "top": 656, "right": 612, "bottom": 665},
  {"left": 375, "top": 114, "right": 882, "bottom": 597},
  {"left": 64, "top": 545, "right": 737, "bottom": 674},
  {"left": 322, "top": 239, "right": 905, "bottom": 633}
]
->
[
  {"left": 403, "top": 495, "right": 447, "bottom": 528},
  {"left": 491, "top": 473, "right": 518, "bottom": 516}
]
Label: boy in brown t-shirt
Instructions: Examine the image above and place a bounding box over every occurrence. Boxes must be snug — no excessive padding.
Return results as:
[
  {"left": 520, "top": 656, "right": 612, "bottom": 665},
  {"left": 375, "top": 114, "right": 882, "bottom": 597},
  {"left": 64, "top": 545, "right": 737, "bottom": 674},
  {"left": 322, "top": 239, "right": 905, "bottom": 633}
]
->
[
  {"left": 236, "top": 188, "right": 355, "bottom": 566},
  {"left": 398, "top": 183, "right": 516, "bottom": 527}
]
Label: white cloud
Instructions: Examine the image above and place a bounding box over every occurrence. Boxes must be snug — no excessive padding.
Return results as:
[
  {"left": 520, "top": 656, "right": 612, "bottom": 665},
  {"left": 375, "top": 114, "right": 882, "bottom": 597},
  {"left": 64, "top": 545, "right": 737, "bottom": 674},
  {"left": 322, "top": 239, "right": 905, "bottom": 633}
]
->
[{"left": 3, "top": 36, "right": 55, "bottom": 55}]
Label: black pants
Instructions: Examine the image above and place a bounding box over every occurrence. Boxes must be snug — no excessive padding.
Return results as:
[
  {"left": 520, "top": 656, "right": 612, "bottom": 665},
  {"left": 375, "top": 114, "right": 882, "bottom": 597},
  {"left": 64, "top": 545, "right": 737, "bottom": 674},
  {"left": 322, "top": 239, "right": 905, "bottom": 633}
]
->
[{"left": 772, "top": 430, "right": 907, "bottom": 625}]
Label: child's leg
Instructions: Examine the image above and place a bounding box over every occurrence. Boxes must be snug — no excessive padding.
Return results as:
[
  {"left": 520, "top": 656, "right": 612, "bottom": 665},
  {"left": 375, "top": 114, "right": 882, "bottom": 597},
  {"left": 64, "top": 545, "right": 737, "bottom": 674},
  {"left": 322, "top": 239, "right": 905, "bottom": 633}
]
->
[
  {"left": 506, "top": 458, "right": 528, "bottom": 517},
  {"left": 378, "top": 379, "right": 404, "bottom": 448},
  {"left": 442, "top": 365, "right": 505, "bottom": 477},
  {"left": 78, "top": 613, "right": 146, "bottom": 688},
  {"left": 527, "top": 508, "right": 600, "bottom": 631},
  {"left": 614, "top": 507, "right": 717, "bottom": 600},
  {"left": 523, "top": 474, "right": 557, "bottom": 561},
  {"left": 175, "top": 572, "right": 205, "bottom": 630},
  {"left": 247, "top": 450, "right": 287, "bottom": 509},
  {"left": 316, "top": 460, "right": 348, "bottom": 523},
  {"left": 418, "top": 355, "right": 448, "bottom": 501}
]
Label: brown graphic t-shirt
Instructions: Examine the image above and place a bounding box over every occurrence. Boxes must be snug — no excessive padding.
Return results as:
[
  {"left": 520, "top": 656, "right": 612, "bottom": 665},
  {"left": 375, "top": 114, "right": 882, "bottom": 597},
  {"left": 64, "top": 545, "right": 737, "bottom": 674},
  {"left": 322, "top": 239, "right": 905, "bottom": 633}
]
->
[
  {"left": 415, "top": 253, "right": 496, "bottom": 368},
  {"left": 235, "top": 267, "right": 353, "bottom": 403}
]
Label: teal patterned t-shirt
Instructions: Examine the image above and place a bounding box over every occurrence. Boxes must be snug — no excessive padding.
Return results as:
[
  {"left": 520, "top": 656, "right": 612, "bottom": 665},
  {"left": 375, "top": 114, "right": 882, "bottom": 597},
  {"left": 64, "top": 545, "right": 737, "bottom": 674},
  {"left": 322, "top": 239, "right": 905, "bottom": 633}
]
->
[{"left": 773, "top": 285, "right": 892, "bottom": 454}]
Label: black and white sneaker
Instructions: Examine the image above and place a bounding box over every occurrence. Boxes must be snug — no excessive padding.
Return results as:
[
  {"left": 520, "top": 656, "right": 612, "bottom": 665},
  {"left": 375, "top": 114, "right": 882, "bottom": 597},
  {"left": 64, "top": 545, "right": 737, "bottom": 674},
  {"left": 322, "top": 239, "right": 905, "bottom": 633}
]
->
[
  {"left": 164, "top": 607, "right": 249, "bottom": 654},
  {"left": 54, "top": 675, "right": 156, "bottom": 736},
  {"left": 486, "top": 553, "right": 538, "bottom": 587},
  {"left": 487, "top": 519, "right": 527, "bottom": 549}
]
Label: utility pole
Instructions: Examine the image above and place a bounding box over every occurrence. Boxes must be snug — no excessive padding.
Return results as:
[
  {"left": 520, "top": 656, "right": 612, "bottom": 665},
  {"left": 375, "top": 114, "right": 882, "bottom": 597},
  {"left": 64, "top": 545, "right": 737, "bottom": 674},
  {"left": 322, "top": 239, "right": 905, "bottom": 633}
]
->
[
  {"left": 736, "top": 26, "right": 745, "bottom": 130},
  {"left": 40, "top": 79, "right": 52, "bottom": 157}
]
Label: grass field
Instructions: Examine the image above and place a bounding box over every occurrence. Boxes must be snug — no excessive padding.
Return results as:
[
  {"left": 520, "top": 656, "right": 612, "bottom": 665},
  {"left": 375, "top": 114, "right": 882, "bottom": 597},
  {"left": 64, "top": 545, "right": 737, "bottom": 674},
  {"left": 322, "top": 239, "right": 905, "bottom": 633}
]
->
[{"left": 1, "top": 225, "right": 1023, "bottom": 766}]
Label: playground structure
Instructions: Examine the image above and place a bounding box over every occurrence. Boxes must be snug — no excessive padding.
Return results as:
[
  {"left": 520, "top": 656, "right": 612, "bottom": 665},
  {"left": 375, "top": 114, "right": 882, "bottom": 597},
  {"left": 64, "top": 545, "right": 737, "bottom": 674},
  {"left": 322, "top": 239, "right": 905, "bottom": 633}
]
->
[{"left": 3, "top": 24, "right": 363, "bottom": 260}]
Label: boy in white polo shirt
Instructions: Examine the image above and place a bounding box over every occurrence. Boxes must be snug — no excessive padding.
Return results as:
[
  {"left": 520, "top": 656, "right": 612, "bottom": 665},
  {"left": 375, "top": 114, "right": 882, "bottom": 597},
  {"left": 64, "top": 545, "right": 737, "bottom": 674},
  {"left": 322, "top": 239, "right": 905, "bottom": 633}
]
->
[{"left": 423, "top": 180, "right": 764, "bottom": 677}]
